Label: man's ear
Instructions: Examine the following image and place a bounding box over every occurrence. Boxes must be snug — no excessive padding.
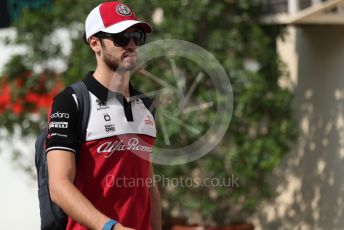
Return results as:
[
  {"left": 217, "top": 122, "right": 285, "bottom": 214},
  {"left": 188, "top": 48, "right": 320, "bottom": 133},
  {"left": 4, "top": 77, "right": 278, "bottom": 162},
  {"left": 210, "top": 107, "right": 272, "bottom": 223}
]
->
[{"left": 89, "top": 37, "right": 101, "bottom": 54}]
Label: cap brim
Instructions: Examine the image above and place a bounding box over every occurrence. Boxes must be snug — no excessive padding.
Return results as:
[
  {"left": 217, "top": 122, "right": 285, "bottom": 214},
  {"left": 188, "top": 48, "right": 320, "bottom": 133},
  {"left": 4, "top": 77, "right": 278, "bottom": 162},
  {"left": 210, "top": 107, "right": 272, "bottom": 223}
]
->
[{"left": 101, "top": 20, "right": 152, "bottom": 34}]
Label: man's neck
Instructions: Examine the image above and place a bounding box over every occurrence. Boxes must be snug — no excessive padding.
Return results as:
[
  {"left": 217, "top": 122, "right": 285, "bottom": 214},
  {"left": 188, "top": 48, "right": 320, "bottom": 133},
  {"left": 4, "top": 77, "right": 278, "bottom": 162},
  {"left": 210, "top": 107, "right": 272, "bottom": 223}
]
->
[{"left": 93, "top": 66, "right": 131, "bottom": 99}]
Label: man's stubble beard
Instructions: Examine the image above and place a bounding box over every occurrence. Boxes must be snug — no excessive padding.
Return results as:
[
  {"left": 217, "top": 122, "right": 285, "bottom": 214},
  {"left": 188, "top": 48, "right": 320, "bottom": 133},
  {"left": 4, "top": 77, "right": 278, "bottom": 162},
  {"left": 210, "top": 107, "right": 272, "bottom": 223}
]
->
[{"left": 102, "top": 44, "right": 137, "bottom": 73}]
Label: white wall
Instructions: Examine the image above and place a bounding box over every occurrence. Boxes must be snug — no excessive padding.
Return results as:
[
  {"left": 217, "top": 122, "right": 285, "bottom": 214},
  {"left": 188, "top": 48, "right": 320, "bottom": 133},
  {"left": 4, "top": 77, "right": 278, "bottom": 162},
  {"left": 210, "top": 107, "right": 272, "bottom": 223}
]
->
[
  {"left": 0, "top": 153, "right": 40, "bottom": 229},
  {"left": 252, "top": 25, "right": 344, "bottom": 229}
]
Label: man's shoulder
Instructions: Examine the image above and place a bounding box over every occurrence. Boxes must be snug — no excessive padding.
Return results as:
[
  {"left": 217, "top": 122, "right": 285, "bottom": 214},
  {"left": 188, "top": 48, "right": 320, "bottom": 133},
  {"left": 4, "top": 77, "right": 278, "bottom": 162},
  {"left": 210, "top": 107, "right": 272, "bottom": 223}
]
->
[
  {"left": 54, "top": 86, "right": 75, "bottom": 101},
  {"left": 52, "top": 85, "right": 80, "bottom": 111},
  {"left": 136, "top": 92, "right": 156, "bottom": 117}
]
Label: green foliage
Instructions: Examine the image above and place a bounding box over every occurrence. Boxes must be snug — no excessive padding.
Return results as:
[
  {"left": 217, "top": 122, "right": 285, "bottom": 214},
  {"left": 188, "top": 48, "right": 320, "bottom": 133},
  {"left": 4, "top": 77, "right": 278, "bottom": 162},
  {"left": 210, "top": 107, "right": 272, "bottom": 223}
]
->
[{"left": 0, "top": 0, "right": 298, "bottom": 225}]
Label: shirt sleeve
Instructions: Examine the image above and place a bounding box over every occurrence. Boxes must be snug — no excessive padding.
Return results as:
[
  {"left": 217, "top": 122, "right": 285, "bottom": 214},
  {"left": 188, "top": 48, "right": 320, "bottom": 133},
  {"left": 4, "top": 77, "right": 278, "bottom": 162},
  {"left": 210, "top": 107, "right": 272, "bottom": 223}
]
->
[{"left": 45, "top": 87, "right": 79, "bottom": 154}]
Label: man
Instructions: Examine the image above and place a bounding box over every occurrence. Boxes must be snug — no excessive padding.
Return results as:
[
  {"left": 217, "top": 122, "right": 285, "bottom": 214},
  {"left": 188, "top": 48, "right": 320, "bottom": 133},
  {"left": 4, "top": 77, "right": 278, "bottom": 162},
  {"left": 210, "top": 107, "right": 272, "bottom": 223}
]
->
[{"left": 46, "top": 2, "right": 161, "bottom": 230}]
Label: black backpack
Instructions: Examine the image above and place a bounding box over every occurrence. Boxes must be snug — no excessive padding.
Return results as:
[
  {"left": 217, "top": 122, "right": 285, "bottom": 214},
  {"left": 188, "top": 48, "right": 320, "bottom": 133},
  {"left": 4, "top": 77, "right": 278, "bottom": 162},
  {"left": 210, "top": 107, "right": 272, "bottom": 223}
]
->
[{"left": 35, "top": 81, "right": 90, "bottom": 230}]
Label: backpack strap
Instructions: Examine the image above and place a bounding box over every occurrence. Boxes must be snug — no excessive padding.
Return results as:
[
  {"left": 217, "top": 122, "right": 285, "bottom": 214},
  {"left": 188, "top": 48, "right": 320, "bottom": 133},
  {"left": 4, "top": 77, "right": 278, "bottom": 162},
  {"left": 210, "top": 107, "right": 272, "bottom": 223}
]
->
[{"left": 69, "top": 81, "right": 90, "bottom": 142}]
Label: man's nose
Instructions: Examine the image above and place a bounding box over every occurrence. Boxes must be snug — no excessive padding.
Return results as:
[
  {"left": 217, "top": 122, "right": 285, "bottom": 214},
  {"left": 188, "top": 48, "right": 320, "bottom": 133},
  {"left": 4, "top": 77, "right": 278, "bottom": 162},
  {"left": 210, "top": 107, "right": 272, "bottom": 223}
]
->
[{"left": 126, "top": 38, "right": 137, "bottom": 49}]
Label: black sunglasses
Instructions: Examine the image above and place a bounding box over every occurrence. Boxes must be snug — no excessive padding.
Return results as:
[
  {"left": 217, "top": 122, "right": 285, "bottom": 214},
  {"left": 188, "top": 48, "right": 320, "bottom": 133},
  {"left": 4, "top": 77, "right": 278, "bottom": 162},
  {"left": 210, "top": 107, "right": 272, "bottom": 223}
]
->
[{"left": 94, "top": 31, "right": 146, "bottom": 47}]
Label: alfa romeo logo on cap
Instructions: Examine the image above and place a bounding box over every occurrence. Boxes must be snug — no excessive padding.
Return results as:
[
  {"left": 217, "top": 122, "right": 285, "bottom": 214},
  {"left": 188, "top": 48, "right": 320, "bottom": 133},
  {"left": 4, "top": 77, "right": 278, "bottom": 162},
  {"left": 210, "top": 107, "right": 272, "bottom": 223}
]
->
[{"left": 116, "top": 4, "right": 132, "bottom": 16}]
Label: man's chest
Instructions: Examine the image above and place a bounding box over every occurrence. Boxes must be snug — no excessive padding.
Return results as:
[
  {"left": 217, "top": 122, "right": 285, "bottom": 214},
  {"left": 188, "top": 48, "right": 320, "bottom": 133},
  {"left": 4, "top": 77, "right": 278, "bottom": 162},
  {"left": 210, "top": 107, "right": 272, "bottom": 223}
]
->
[{"left": 85, "top": 93, "right": 156, "bottom": 141}]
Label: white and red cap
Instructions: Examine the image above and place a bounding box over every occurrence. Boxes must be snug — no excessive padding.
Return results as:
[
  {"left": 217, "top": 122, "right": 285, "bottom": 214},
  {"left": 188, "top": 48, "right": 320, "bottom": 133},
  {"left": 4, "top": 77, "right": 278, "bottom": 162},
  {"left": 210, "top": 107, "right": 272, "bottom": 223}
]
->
[{"left": 85, "top": 1, "right": 152, "bottom": 41}]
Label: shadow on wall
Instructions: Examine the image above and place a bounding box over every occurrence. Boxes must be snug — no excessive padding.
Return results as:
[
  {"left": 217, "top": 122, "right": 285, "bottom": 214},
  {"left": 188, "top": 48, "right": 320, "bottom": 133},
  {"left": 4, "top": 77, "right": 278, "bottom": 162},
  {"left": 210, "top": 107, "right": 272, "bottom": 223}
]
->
[{"left": 256, "top": 26, "right": 344, "bottom": 229}]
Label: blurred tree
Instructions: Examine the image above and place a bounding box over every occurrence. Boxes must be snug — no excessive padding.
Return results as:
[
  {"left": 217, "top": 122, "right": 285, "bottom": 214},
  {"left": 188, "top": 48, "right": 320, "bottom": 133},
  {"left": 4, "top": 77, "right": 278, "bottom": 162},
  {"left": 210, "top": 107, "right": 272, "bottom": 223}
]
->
[{"left": 0, "top": 0, "right": 298, "bottom": 226}]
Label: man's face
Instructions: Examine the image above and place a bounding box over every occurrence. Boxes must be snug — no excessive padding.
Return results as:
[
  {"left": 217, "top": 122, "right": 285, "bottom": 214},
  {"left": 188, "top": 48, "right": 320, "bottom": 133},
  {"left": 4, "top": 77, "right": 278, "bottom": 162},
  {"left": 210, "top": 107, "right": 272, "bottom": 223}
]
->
[{"left": 99, "top": 28, "right": 140, "bottom": 72}]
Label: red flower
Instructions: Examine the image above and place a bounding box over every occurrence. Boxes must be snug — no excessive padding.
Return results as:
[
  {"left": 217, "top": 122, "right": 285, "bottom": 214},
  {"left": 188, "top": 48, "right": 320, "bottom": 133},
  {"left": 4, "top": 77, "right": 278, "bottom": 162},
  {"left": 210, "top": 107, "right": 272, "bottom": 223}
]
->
[
  {"left": 12, "top": 102, "right": 23, "bottom": 115},
  {"left": 0, "top": 73, "right": 64, "bottom": 115},
  {"left": 0, "top": 82, "right": 11, "bottom": 113}
]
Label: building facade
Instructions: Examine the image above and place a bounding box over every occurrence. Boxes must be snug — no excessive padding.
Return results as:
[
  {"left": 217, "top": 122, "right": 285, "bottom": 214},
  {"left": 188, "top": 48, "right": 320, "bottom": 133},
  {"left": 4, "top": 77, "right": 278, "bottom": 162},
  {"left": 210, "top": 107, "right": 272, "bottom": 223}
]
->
[{"left": 253, "top": 0, "right": 344, "bottom": 229}]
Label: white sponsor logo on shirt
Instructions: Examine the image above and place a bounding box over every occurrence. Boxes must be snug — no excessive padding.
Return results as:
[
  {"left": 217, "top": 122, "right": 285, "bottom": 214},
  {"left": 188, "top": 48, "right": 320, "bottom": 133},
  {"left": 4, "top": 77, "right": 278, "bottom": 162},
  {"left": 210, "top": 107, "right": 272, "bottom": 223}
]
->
[
  {"left": 50, "top": 111, "right": 70, "bottom": 119},
  {"left": 49, "top": 122, "right": 69, "bottom": 129},
  {"left": 49, "top": 133, "right": 68, "bottom": 138},
  {"left": 97, "top": 138, "right": 152, "bottom": 158}
]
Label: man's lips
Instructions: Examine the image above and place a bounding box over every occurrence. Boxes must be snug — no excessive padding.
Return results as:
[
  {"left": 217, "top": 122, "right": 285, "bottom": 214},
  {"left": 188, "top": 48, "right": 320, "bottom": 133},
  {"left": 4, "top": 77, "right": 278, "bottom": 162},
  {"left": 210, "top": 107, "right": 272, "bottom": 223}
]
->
[{"left": 122, "top": 52, "right": 137, "bottom": 59}]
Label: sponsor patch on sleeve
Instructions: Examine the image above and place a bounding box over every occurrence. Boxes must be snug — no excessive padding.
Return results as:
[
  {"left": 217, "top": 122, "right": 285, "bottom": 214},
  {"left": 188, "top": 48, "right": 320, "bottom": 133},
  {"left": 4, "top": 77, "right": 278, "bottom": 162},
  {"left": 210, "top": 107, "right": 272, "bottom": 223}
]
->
[{"left": 49, "top": 121, "right": 69, "bottom": 129}]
